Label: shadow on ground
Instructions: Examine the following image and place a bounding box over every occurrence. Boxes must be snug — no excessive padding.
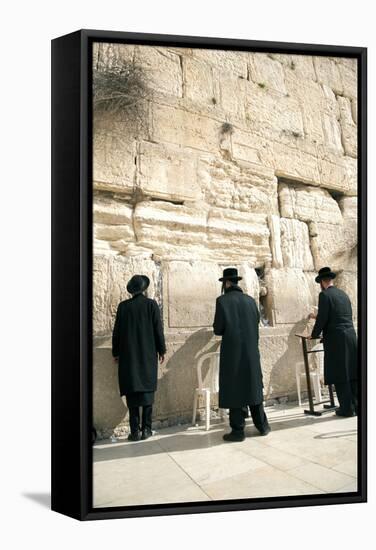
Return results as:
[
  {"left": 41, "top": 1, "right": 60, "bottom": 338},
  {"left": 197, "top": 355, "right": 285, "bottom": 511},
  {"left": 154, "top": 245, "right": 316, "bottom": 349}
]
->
[
  {"left": 93, "top": 407, "right": 347, "bottom": 462},
  {"left": 22, "top": 492, "right": 51, "bottom": 508}
]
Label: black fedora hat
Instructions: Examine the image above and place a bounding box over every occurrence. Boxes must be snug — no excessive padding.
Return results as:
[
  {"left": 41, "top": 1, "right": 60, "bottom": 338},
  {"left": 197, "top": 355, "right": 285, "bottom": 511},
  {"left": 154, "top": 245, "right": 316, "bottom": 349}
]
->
[
  {"left": 315, "top": 267, "right": 337, "bottom": 283},
  {"left": 127, "top": 274, "right": 150, "bottom": 294},
  {"left": 219, "top": 267, "right": 242, "bottom": 282}
]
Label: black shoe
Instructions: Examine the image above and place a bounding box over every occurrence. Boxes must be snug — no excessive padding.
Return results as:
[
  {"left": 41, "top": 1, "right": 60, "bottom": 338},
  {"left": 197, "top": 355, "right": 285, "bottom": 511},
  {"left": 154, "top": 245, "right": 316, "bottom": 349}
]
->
[
  {"left": 335, "top": 410, "right": 355, "bottom": 417},
  {"left": 223, "top": 431, "right": 245, "bottom": 442},
  {"left": 141, "top": 429, "right": 153, "bottom": 440},
  {"left": 128, "top": 431, "right": 141, "bottom": 441},
  {"left": 259, "top": 426, "right": 271, "bottom": 436}
]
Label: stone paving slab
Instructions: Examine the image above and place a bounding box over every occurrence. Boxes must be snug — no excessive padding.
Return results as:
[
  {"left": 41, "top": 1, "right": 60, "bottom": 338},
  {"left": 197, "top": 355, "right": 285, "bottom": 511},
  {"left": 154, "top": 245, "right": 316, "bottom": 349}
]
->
[{"left": 93, "top": 405, "right": 358, "bottom": 507}]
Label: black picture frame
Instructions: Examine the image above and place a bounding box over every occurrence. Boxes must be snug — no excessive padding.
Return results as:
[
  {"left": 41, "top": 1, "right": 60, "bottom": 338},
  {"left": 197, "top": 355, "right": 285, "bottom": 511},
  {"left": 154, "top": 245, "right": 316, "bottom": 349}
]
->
[{"left": 51, "top": 29, "right": 367, "bottom": 521}]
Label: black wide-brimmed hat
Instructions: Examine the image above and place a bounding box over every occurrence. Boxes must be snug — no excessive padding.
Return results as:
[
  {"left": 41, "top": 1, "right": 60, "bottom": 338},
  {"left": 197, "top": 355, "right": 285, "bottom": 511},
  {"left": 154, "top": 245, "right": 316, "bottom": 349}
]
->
[
  {"left": 127, "top": 274, "right": 150, "bottom": 294},
  {"left": 219, "top": 267, "right": 242, "bottom": 282},
  {"left": 315, "top": 267, "right": 337, "bottom": 283}
]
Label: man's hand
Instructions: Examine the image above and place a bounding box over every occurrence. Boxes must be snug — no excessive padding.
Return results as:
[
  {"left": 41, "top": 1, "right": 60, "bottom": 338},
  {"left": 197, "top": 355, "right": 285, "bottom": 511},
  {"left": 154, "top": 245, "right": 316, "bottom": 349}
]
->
[
  {"left": 159, "top": 354, "right": 165, "bottom": 364},
  {"left": 308, "top": 312, "right": 317, "bottom": 320},
  {"left": 113, "top": 356, "right": 119, "bottom": 363}
]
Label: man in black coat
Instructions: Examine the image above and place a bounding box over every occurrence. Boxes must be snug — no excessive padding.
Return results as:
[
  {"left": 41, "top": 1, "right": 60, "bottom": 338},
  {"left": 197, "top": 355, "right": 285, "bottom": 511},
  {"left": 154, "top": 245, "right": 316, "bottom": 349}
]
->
[
  {"left": 213, "top": 268, "right": 270, "bottom": 442},
  {"left": 112, "top": 274, "right": 166, "bottom": 441},
  {"left": 310, "top": 267, "right": 358, "bottom": 417}
]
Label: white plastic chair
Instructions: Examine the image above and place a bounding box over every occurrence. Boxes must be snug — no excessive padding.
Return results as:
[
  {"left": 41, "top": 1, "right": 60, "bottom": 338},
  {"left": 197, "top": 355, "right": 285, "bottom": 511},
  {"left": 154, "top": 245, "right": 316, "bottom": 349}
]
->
[
  {"left": 192, "top": 352, "right": 221, "bottom": 431},
  {"left": 295, "top": 343, "right": 324, "bottom": 406}
]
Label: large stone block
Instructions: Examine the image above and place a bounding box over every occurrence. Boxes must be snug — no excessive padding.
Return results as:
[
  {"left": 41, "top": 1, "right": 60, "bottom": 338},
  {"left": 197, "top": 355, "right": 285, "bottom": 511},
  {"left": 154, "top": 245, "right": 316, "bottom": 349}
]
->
[
  {"left": 280, "top": 218, "right": 314, "bottom": 270},
  {"left": 338, "top": 96, "right": 357, "bottom": 158},
  {"left": 268, "top": 215, "right": 283, "bottom": 269},
  {"left": 259, "top": 326, "right": 305, "bottom": 397},
  {"left": 313, "top": 57, "right": 343, "bottom": 95},
  {"left": 246, "top": 83, "right": 304, "bottom": 140},
  {"left": 95, "top": 42, "right": 135, "bottom": 72},
  {"left": 261, "top": 141, "right": 321, "bottom": 186},
  {"left": 165, "top": 261, "right": 221, "bottom": 328},
  {"left": 198, "top": 153, "right": 278, "bottom": 214},
  {"left": 151, "top": 103, "right": 221, "bottom": 153},
  {"left": 93, "top": 117, "right": 137, "bottom": 194},
  {"left": 137, "top": 141, "right": 201, "bottom": 202},
  {"left": 336, "top": 270, "right": 358, "bottom": 321},
  {"left": 249, "top": 54, "right": 287, "bottom": 94},
  {"left": 338, "top": 196, "right": 357, "bottom": 249},
  {"left": 191, "top": 49, "right": 248, "bottom": 78},
  {"left": 93, "top": 195, "right": 135, "bottom": 254},
  {"left": 134, "top": 45, "right": 183, "bottom": 98},
  {"left": 183, "top": 57, "right": 217, "bottom": 105},
  {"left": 207, "top": 208, "right": 271, "bottom": 265},
  {"left": 264, "top": 268, "right": 314, "bottom": 325},
  {"left": 318, "top": 152, "right": 357, "bottom": 195},
  {"left": 218, "top": 73, "right": 248, "bottom": 121},
  {"left": 93, "top": 254, "right": 161, "bottom": 336},
  {"left": 278, "top": 183, "right": 343, "bottom": 224},
  {"left": 284, "top": 71, "right": 325, "bottom": 144},
  {"left": 337, "top": 59, "right": 357, "bottom": 99},
  {"left": 134, "top": 201, "right": 208, "bottom": 259},
  {"left": 309, "top": 221, "right": 349, "bottom": 271}
]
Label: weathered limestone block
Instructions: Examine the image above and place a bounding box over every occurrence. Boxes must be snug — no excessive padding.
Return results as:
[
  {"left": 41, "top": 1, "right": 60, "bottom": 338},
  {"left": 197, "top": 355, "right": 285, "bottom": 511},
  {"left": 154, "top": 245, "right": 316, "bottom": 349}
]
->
[
  {"left": 261, "top": 141, "right": 321, "bottom": 186},
  {"left": 268, "top": 215, "right": 283, "bottom": 268},
  {"left": 134, "top": 45, "right": 183, "bottom": 97},
  {"left": 246, "top": 84, "right": 304, "bottom": 140},
  {"left": 191, "top": 49, "right": 248, "bottom": 78},
  {"left": 93, "top": 118, "right": 137, "bottom": 194},
  {"left": 93, "top": 254, "right": 160, "bottom": 336},
  {"left": 183, "top": 56, "right": 217, "bottom": 105},
  {"left": 338, "top": 196, "right": 357, "bottom": 249},
  {"left": 337, "top": 59, "right": 357, "bottom": 99},
  {"left": 151, "top": 103, "right": 221, "bottom": 152},
  {"left": 259, "top": 326, "right": 304, "bottom": 397},
  {"left": 165, "top": 261, "right": 221, "bottom": 328},
  {"left": 313, "top": 57, "right": 343, "bottom": 95},
  {"left": 249, "top": 54, "right": 287, "bottom": 94},
  {"left": 219, "top": 73, "right": 247, "bottom": 120},
  {"left": 134, "top": 201, "right": 207, "bottom": 259},
  {"left": 318, "top": 152, "right": 357, "bottom": 195},
  {"left": 338, "top": 96, "right": 357, "bottom": 158},
  {"left": 309, "top": 221, "right": 349, "bottom": 271},
  {"left": 239, "top": 264, "right": 260, "bottom": 304},
  {"left": 93, "top": 341, "right": 126, "bottom": 431},
  {"left": 207, "top": 208, "right": 271, "bottom": 265},
  {"left": 93, "top": 195, "right": 135, "bottom": 253},
  {"left": 198, "top": 153, "right": 278, "bottom": 214},
  {"left": 280, "top": 218, "right": 314, "bottom": 270},
  {"left": 336, "top": 270, "right": 357, "bottom": 321},
  {"left": 272, "top": 54, "right": 317, "bottom": 81},
  {"left": 95, "top": 42, "right": 135, "bottom": 72},
  {"left": 137, "top": 141, "right": 201, "bottom": 202},
  {"left": 264, "top": 268, "right": 314, "bottom": 324},
  {"left": 304, "top": 271, "right": 320, "bottom": 306},
  {"left": 93, "top": 194, "right": 134, "bottom": 225},
  {"left": 284, "top": 71, "right": 325, "bottom": 143},
  {"left": 351, "top": 98, "right": 358, "bottom": 124},
  {"left": 321, "top": 112, "right": 344, "bottom": 155},
  {"left": 278, "top": 183, "right": 343, "bottom": 224}
]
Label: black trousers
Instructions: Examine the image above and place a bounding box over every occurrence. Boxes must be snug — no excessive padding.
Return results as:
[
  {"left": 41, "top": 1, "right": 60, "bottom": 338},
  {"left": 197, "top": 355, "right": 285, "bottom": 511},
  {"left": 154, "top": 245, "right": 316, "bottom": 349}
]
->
[
  {"left": 128, "top": 405, "right": 153, "bottom": 434},
  {"left": 335, "top": 380, "right": 358, "bottom": 416},
  {"left": 229, "top": 403, "right": 270, "bottom": 434}
]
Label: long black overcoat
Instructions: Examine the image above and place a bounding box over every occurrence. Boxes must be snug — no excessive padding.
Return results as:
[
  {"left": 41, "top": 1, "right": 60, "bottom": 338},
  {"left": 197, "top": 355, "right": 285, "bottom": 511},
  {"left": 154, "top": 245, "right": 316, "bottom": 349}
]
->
[
  {"left": 213, "top": 286, "right": 264, "bottom": 408},
  {"left": 112, "top": 294, "right": 166, "bottom": 396},
  {"left": 311, "top": 286, "right": 357, "bottom": 384}
]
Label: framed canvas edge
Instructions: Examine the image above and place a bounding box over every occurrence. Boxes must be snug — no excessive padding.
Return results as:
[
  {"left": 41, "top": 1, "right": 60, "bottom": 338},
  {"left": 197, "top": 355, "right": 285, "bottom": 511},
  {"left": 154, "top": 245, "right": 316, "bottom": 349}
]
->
[{"left": 52, "top": 29, "right": 367, "bottom": 521}]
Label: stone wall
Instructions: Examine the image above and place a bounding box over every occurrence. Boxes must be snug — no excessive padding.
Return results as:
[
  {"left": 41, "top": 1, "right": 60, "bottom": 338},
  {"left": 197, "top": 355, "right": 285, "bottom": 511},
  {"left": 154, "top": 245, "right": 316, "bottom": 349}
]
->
[{"left": 92, "top": 43, "right": 358, "bottom": 435}]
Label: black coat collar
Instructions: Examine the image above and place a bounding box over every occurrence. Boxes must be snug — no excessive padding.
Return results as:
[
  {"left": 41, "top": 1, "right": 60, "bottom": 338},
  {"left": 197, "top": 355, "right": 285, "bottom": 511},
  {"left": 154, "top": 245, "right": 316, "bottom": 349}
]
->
[{"left": 224, "top": 285, "right": 243, "bottom": 294}]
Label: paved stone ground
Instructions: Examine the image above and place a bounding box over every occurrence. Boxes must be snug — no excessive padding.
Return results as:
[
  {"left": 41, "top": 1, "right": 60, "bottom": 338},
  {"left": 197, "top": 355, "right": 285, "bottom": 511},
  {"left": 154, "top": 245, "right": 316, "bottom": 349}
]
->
[{"left": 93, "top": 404, "right": 358, "bottom": 507}]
